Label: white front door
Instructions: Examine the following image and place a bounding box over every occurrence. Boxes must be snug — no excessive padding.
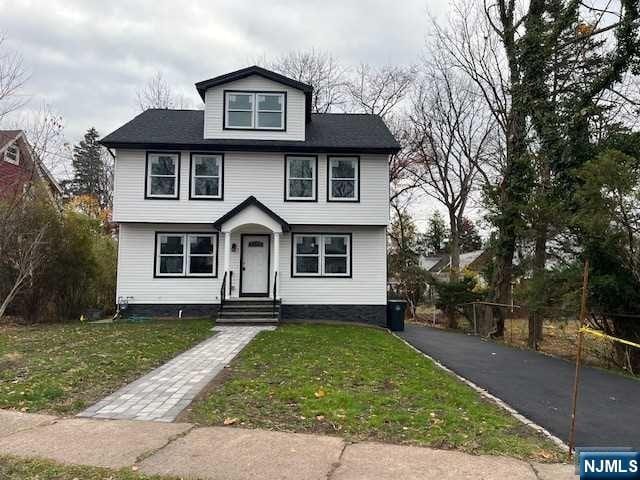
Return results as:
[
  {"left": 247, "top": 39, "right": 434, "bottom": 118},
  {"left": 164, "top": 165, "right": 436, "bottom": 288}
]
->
[{"left": 241, "top": 235, "right": 270, "bottom": 296}]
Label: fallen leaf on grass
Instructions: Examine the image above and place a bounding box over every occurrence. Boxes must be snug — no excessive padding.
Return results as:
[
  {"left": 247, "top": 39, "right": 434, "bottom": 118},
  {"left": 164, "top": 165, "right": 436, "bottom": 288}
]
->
[
  {"left": 314, "top": 388, "right": 326, "bottom": 398},
  {"left": 224, "top": 417, "right": 239, "bottom": 425},
  {"left": 316, "top": 415, "right": 325, "bottom": 421}
]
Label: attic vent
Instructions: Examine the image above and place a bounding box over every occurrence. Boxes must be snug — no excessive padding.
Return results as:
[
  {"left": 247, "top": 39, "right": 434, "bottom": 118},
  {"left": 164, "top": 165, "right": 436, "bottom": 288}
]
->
[{"left": 4, "top": 144, "right": 19, "bottom": 165}]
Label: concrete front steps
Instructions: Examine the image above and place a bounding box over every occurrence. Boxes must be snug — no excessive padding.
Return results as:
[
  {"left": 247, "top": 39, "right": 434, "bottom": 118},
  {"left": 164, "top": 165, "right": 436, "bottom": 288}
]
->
[{"left": 217, "top": 298, "right": 280, "bottom": 325}]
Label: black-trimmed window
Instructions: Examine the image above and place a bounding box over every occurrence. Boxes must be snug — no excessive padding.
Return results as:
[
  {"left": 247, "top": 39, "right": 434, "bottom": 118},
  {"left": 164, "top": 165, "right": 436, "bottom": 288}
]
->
[
  {"left": 292, "top": 233, "right": 351, "bottom": 277},
  {"left": 190, "top": 153, "right": 223, "bottom": 199},
  {"left": 224, "top": 91, "right": 285, "bottom": 130},
  {"left": 285, "top": 155, "right": 317, "bottom": 201},
  {"left": 146, "top": 152, "right": 179, "bottom": 199},
  {"left": 155, "top": 233, "right": 217, "bottom": 277},
  {"left": 328, "top": 156, "right": 359, "bottom": 202}
]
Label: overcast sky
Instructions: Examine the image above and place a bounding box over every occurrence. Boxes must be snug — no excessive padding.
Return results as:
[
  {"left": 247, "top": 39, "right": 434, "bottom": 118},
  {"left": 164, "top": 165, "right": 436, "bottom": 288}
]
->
[
  {"left": 1, "top": 0, "right": 449, "bottom": 142},
  {"left": 0, "top": 0, "right": 458, "bottom": 228}
]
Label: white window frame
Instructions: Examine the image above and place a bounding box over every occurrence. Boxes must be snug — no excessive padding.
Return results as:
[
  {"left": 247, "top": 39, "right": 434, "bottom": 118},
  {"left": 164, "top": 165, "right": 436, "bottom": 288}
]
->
[
  {"left": 156, "top": 234, "right": 186, "bottom": 277},
  {"left": 225, "top": 92, "right": 254, "bottom": 129},
  {"left": 187, "top": 234, "right": 217, "bottom": 277},
  {"left": 328, "top": 156, "right": 359, "bottom": 202},
  {"left": 224, "top": 91, "right": 285, "bottom": 131},
  {"left": 146, "top": 152, "right": 179, "bottom": 199},
  {"left": 256, "top": 93, "right": 285, "bottom": 130},
  {"left": 293, "top": 233, "right": 351, "bottom": 277},
  {"left": 4, "top": 143, "right": 19, "bottom": 165},
  {"left": 323, "top": 234, "right": 351, "bottom": 277},
  {"left": 191, "top": 154, "right": 223, "bottom": 199},
  {"left": 285, "top": 155, "right": 316, "bottom": 201},
  {"left": 155, "top": 233, "right": 217, "bottom": 277}
]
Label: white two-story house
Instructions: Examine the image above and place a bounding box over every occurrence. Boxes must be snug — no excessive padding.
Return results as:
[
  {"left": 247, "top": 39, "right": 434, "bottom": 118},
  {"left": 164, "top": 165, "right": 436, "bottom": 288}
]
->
[{"left": 101, "top": 66, "right": 400, "bottom": 325}]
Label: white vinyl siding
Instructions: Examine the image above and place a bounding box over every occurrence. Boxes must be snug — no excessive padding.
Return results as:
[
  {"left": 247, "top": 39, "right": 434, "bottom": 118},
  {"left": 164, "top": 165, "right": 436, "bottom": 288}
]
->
[
  {"left": 204, "top": 75, "right": 305, "bottom": 141},
  {"left": 117, "top": 224, "right": 386, "bottom": 305},
  {"left": 113, "top": 150, "right": 389, "bottom": 225}
]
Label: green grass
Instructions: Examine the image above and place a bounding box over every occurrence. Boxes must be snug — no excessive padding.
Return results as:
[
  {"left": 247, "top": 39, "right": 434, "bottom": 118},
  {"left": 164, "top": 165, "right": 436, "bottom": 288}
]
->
[
  {"left": 187, "top": 324, "right": 563, "bottom": 461},
  {"left": 0, "top": 319, "right": 212, "bottom": 415},
  {"left": 0, "top": 455, "right": 178, "bottom": 480}
]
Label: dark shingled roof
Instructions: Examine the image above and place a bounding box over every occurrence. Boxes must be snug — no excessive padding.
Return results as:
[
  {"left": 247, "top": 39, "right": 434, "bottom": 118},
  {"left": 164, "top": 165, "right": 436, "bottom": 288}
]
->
[
  {"left": 195, "top": 65, "right": 313, "bottom": 101},
  {"left": 100, "top": 109, "right": 401, "bottom": 154}
]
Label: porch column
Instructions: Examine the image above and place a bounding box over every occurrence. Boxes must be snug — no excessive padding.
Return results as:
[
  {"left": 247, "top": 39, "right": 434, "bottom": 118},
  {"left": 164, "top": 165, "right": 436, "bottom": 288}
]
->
[
  {"left": 223, "top": 231, "right": 231, "bottom": 297},
  {"left": 273, "top": 232, "right": 280, "bottom": 299}
]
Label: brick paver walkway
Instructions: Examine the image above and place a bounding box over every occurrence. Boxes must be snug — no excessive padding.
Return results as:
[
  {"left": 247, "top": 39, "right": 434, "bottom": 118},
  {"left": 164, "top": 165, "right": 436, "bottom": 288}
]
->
[{"left": 78, "top": 326, "right": 275, "bottom": 422}]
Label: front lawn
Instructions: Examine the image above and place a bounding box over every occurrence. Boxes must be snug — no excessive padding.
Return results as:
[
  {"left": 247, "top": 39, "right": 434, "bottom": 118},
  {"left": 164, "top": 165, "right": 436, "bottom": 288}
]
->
[
  {"left": 187, "top": 324, "right": 563, "bottom": 461},
  {"left": 0, "top": 319, "right": 212, "bottom": 415},
  {"left": 0, "top": 455, "right": 176, "bottom": 480}
]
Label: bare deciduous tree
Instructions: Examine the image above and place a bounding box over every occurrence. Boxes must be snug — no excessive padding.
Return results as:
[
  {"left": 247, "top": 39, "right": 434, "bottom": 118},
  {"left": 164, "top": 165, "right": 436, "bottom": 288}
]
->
[
  {"left": 410, "top": 58, "right": 494, "bottom": 282},
  {"left": 0, "top": 32, "right": 28, "bottom": 123},
  {"left": 346, "top": 64, "right": 416, "bottom": 119},
  {"left": 262, "top": 49, "right": 347, "bottom": 113},
  {"left": 136, "top": 72, "right": 193, "bottom": 111},
  {"left": 0, "top": 224, "right": 48, "bottom": 320}
]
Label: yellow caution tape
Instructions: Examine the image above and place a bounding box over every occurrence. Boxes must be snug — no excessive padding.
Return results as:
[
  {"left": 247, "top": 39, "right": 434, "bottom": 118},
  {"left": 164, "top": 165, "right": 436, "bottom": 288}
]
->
[{"left": 579, "top": 326, "right": 640, "bottom": 350}]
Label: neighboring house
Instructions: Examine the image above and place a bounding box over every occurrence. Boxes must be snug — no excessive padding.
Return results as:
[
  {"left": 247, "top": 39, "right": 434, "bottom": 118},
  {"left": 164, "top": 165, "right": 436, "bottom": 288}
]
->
[
  {"left": 101, "top": 66, "right": 400, "bottom": 324},
  {"left": 421, "top": 249, "right": 489, "bottom": 282},
  {"left": 0, "top": 130, "right": 63, "bottom": 203}
]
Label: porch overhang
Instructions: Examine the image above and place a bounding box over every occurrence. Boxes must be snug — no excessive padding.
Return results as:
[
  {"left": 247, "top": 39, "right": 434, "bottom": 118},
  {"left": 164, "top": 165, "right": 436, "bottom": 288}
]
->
[{"left": 212, "top": 196, "right": 291, "bottom": 233}]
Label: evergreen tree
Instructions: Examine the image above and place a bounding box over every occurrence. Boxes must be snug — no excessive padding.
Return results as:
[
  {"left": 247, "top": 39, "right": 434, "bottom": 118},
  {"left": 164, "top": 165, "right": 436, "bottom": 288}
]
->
[
  {"left": 69, "top": 128, "right": 110, "bottom": 208},
  {"left": 421, "top": 211, "right": 448, "bottom": 255},
  {"left": 459, "top": 217, "right": 482, "bottom": 253}
]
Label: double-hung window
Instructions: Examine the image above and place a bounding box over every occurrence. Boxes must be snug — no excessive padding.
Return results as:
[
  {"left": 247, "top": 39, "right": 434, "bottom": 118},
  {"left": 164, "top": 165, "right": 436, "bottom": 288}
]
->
[
  {"left": 225, "top": 91, "right": 285, "bottom": 130},
  {"left": 293, "top": 233, "right": 351, "bottom": 277},
  {"left": 191, "top": 153, "right": 223, "bottom": 199},
  {"left": 4, "top": 144, "right": 19, "bottom": 165},
  {"left": 156, "top": 233, "right": 217, "bottom": 277},
  {"left": 285, "top": 155, "right": 317, "bottom": 201},
  {"left": 146, "top": 152, "right": 179, "bottom": 199},
  {"left": 226, "top": 93, "right": 254, "bottom": 128},
  {"left": 328, "top": 156, "right": 359, "bottom": 201}
]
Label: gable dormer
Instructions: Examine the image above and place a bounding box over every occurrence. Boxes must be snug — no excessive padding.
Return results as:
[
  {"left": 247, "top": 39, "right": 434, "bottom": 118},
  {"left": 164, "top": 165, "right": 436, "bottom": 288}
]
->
[{"left": 196, "top": 66, "right": 312, "bottom": 142}]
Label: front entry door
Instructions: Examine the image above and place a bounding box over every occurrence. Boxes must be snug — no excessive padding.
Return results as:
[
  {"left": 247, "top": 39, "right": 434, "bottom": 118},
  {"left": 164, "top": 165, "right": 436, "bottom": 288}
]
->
[{"left": 241, "top": 235, "right": 270, "bottom": 296}]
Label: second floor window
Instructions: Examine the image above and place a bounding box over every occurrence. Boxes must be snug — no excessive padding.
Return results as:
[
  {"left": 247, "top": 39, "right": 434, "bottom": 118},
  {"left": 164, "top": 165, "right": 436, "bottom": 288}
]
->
[
  {"left": 4, "top": 144, "right": 19, "bottom": 165},
  {"left": 285, "top": 155, "right": 316, "bottom": 201},
  {"left": 191, "top": 153, "right": 223, "bottom": 199},
  {"left": 147, "top": 152, "right": 179, "bottom": 199},
  {"left": 225, "top": 91, "right": 285, "bottom": 130},
  {"left": 328, "top": 156, "right": 359, "bottom": 202}
]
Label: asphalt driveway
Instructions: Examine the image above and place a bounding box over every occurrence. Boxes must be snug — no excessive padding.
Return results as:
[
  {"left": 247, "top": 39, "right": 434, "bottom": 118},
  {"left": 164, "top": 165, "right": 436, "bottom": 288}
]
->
[{"left": 398, "top": 324, "right": 640, "bottom": 449}]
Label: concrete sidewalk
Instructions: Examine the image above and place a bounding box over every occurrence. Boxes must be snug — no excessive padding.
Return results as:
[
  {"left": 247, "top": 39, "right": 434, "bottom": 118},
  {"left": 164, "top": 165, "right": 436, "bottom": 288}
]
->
[{"left": 0, "top": 410, "right": 574, "bottom": 480}]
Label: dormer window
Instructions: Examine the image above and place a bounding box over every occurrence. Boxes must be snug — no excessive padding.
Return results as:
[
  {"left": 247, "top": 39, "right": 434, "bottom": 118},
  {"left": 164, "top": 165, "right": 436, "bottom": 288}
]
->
[
  {"left": 4, "top": 144, "right": 19, "bottom": 165},
  {"left": 224, "top": 91, "right": 285, "bottom": 131}
]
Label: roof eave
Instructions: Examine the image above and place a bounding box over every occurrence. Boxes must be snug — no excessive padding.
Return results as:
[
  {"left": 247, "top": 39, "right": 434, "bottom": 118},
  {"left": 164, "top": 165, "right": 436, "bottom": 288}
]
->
[
  {"left": 99, "top": 141, "right": 400, "bottom": 155},
  {"left": 195, "top": 66, "right": 313, "bottom": 101}
]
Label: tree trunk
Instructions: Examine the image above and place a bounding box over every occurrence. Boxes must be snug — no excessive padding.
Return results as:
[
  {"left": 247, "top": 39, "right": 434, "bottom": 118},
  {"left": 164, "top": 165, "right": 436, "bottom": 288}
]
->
[
  {"left": 528, "top": 226, "right": 547, "bottom": 349},
  {"left": 449, "top": 213, "right": 460, "bottom": 282},
  {"left": 490, "top": 207, "right": 517, "bottom": 338}
]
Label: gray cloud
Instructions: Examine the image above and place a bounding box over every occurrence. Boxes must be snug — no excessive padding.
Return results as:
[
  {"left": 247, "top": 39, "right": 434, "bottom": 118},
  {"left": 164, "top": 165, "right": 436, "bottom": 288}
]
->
[{"left": 1, "top": 0, "right": 443, "bottom": 146}]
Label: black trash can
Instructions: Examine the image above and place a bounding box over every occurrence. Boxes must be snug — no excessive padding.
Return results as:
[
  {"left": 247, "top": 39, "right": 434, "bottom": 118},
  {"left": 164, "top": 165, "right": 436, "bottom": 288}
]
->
[{"left": 387, "top": 300, "right": 407, "bottom": 331}]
